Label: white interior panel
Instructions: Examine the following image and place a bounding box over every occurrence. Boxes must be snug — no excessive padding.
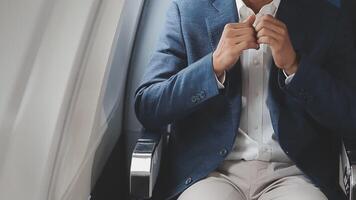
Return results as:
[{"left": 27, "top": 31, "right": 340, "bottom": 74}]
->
[{"left": 0, "top": 0, "right": 125, "bottom": 199}]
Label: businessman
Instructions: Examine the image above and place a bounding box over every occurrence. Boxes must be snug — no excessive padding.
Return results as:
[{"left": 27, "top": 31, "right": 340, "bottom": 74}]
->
[{"left": 134, "top": 0, "right": 356, "bottom": 199}]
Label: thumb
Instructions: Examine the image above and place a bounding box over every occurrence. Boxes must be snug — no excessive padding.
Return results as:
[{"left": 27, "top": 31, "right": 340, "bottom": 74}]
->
[{"left": 243, "top": 15, "right": 256, "bottom": 25}]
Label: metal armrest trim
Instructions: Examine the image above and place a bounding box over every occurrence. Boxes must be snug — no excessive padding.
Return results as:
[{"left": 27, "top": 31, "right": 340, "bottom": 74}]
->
[
  {"left": 130, "top": 136, "right": 163, "bottom": 199},
  {"left": 340, "top": 141, "right": 356, "bottom": 200}
]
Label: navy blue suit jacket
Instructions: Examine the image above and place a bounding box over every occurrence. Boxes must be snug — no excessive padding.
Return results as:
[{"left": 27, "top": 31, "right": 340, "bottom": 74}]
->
[
  {"left": 342, "top": 0, "right": 356, "bottom": 47},
  {"left": 134, "top": 0, "right": 356, "bottom": 199}
]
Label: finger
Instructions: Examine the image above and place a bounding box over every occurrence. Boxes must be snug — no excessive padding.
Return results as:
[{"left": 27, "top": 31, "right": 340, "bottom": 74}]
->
[
  {"left": 255, "top": 17, "right": 285, "bottom": 34},
  {"left": 257, "top": 27, "right": 283, "bottom": 41},
  {"left": 259, "top": 14, "right": 286, "bottom": 28},
  {"left": 225, "top": 27, "right": 256, "bottom": 37},
  {"left": 257, "top": 36, "right": 278, "bottom": 46},
  {"left": 223, "top": 23, "right": 240, "bottom": 30},
  {"left": 228, "top": 34, "right": 256, "bottom": 45},
  {"left": 224, "top": 22, "right": 251, "bottom": 30},
  {"left": 236, "top": 27, "right": 256, "bottom": 36},
  {"left": 224, "top": 35, "right": 256, "bottom": 48},
  {"left": 223, "top": 15, "right": 256, "bottom": 30},
  {"left": 243, "top": 15, "right": 256, "bottom": 26},
  {"left": 234, "top": 41, "right": 259, "bottom": 52}
]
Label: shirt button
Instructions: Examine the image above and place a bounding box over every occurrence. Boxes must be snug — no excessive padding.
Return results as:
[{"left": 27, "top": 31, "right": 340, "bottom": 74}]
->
[
  {"left": 185, "top": 177, "right": 192, "bottom": 185},
  {"left": 253, "top": 59, "right": 259, "bottom": 65},
  {"left": 299, "top": 89, "right": 306, "bottom": 96},
  {"left": 219, "top": 148, "right": 228, "bottom": 156}
]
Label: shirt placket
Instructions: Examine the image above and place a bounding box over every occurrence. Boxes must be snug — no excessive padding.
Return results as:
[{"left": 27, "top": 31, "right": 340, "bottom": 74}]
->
[
  {"left": 261, "top": 50, "right": 273, "bottom": 161},
  {"left": 233, "top": 1, "right": 283, "bottom": 162},
  {"left": 247, "top": 49, "right": 263, "bottom": 150}
]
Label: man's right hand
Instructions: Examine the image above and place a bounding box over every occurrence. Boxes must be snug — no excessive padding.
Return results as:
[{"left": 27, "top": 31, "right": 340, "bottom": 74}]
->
[{"left": 212, "top": 15, "right": 258, "bottom": 77}]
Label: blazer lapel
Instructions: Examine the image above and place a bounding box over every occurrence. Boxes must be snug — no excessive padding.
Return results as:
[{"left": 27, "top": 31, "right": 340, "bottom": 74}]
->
[
  {"left": 207, "top": 0, "right": 307, "bottom": 56},
  {"left": 206, "top": 0, "right": 239, "bottom": 51}
]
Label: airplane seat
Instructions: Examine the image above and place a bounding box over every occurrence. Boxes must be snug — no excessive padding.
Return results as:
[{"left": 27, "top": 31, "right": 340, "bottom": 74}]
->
[
  {"left": 128, "top": 1, "right": 356, "bottom": 200},
  {"left": 123, "top": 0, "right": 171, "bottom": 172},
  {"left": 91, "top": 0, "right": 170, "bottom": 199},
  {"left": 124, "top": 0, "right": 171, "bottom": 197}
]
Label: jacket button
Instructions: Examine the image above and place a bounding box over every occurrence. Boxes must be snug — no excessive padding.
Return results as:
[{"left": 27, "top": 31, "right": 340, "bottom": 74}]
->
[
  {"left": 185, "top": 177, "right": 192, "bottom": 185},
  {"left": 191, "top": 96, "right": 197, "bottom": 103},
  {"left": 299, "top": 89, "right": 306, "bottom": 96},
  {"left": 219, "top": 148, "right": 228, "bottom": 156},
  {"left": 199, "top": 90, "right": 206, "bottom": 98}
]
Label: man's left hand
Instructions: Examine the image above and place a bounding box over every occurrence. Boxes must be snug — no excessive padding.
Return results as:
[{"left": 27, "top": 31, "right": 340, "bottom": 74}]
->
[{"left": 255, "top": 15, "right": 298, "bottom": 75}]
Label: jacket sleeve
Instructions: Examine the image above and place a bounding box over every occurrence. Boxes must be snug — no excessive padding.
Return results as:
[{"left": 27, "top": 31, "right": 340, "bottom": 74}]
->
[
  {"left": 278, "top": 12, "right": 356, "bottom": 139},
  {"left": 134, "top": 1, "right": 219, "bottom": 129}
]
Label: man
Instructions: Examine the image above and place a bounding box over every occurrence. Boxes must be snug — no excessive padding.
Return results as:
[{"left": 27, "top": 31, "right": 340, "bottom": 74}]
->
[{"left": 134, "top": 0, "right": 356, "bottom": 199}]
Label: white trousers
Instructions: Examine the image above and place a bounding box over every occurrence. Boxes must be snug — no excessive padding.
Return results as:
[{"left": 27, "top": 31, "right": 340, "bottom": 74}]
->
[{"left": 178, "top": 160, "right": 327, "bottom": 200}]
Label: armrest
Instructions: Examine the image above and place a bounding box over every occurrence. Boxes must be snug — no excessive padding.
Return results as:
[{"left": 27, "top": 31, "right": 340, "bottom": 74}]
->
[
  {"left": 130, "top": 129, "right": 168, "bottom": 199},
  {"left": 340, "top": 140, "right": 356, "bottom": 200}
]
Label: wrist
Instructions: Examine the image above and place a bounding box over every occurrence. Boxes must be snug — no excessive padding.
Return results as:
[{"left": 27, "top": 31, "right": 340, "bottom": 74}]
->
[
  {"left": 284, "top": 53, "right": 299, "bottom": 75},
  {"left": 214, "top": 69, "right": 224, "bottom": 79},
  {"left": 284, "top": 63, "right": 297, "bottom": 75},
  {"left": 212, "top": 52, "right": 224, "bottom": 77}
]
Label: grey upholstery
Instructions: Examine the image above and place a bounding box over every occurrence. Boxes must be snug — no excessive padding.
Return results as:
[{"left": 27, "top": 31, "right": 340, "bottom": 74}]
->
[
  {"left": 91, "top": 0, "right": 147, "bottom": 199},
  {"left": 124, "top": 1, "right": 171, "bottom": 199},
  {"left": 92, "top": 0, "right": 171, "bottom": 199},
  {"left": 92, "top": 0, "right": 146, "bottom": 185},
  {"left": 123, "top": 0, "right": 171, "bottom": 171},
  {"left": 124, "top": 0, "right": 171, "bottom": 133}
]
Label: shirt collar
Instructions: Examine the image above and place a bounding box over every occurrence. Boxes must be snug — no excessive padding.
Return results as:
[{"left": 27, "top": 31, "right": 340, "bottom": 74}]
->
[{"left": 236, "top": 0, "right": 281, "bottom": 21}]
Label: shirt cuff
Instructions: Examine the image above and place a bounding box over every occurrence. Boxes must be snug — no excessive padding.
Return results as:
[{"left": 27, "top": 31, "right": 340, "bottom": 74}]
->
[
  {"left": 283, "top": 70, "right": 295, "bottom": 85},
  {"left": 215, "top": 71, "right": 226, "bottom": 89}
]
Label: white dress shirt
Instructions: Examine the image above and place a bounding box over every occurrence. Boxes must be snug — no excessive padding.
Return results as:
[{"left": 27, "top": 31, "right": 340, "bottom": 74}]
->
[{"left": 216, "top": 0, "right": 295, "bottom": 162}]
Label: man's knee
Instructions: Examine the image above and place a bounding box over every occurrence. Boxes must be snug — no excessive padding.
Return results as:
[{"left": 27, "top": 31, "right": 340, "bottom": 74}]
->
[
  {"left": 261, "top": 189, "right": 327, "bottom": 200},
  {"left": 178, "top": 176, "right": 246, "bottom": 200},
  {"left": 259, "top": 176, "right": 328, "bottom": 200}
]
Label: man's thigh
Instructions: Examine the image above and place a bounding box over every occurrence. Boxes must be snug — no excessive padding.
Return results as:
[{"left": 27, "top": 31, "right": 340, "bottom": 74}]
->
[
  {"left": 258, "top": 175, "right": 328, "bottom": 200},
  {"left": 178, "top": 172, "right": 246, "bottom": 200}
]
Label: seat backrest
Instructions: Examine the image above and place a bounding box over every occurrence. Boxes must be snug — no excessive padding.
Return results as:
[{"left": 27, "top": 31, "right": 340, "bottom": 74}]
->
[
  {"left": 91, "top": 1, "right": 171, "bottom": 199},
  {"left": 123, "top": 0, "right": 171, "bottom": 166}
]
